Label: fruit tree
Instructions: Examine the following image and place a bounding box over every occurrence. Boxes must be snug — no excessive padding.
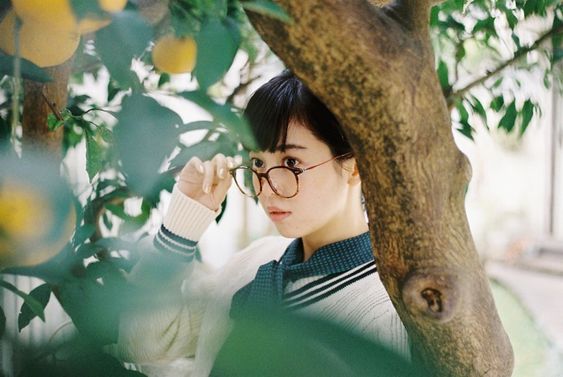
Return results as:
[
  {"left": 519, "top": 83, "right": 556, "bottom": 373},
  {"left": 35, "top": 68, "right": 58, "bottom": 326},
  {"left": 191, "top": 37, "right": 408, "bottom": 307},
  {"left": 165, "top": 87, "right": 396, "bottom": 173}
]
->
[{"left": 0, "top": 0, "right": 560, "bottom": 376}]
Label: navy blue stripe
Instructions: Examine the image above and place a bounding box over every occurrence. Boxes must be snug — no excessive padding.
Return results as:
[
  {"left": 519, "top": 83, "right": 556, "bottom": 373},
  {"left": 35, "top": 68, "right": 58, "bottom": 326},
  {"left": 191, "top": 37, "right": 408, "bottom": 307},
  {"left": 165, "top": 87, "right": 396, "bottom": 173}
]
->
[
  {"left": 283, "top": 260, "right": 375, "bottom": 302},
  {"left": 284, "top": 266, "right": 377, "bottom": 312},
  {"left": 160, "top": 225, "right": 198, "bottom": 246},
  {"left": 153, "top": 234, "right": 196, "bottom": 262},
  {"left": 156, "top": 229, "right": 197, "bottom": 252}
]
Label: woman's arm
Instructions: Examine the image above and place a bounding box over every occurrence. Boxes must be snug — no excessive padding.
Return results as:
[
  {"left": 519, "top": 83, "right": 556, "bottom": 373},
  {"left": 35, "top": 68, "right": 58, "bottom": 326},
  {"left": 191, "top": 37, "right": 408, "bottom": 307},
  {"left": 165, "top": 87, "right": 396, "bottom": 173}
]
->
[{"left": 115, "top": 186, "right": 222, "bottom": 364}]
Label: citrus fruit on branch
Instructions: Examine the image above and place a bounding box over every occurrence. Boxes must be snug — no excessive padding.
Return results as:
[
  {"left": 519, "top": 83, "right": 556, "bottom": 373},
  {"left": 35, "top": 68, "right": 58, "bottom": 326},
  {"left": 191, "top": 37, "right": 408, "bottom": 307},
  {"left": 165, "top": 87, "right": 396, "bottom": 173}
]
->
[
  {"left": 11, "top": 0, "right": 127, "bottom": 34},
  {"left": 0, "top": 11, "right": 80, "bottom": 68},
  {"left": 151, "top": 34, "right": 197, "bottom": 74},
  {"left": 0, "top": 152, "right": 76, "bottom": 270}
]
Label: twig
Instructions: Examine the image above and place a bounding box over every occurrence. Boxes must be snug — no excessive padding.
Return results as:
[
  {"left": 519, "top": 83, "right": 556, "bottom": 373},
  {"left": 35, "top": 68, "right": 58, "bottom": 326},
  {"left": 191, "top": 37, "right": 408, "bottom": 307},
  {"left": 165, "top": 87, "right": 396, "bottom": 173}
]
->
[
  {"left": 11, "top": 17, "right": 21, "bottom": 148},
  {"left": 41, "top": 92, "right": 64, "bottom": 121},
  {"left": 447, "top": 24, "right": 562, "bottom": 107}
]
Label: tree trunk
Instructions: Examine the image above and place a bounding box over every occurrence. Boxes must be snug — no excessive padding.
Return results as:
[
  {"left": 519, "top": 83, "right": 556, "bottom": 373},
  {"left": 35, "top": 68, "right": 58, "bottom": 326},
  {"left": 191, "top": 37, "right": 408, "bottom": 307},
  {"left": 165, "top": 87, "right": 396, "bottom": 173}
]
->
[
  {"left": 245, "top": 1, "right": 514, "bottom": 376},
  {"left": 22, "top": 60, "right": 72, "bottom": 155}
]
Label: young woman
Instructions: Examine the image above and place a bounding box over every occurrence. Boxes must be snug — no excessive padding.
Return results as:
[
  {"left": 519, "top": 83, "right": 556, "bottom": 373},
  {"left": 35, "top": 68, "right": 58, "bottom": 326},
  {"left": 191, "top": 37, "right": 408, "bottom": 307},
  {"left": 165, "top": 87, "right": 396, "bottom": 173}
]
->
[{"left": 116, "top": 70, "right": 409, "bottom": 377}]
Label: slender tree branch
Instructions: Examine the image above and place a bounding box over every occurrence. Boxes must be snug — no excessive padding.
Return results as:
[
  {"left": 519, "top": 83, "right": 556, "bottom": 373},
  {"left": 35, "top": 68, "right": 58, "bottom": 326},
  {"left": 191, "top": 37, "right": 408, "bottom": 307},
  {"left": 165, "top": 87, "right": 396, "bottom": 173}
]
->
[
  {"left": 41, "top": 92, "right": 64, "bottom": 121},
  {"left": 447, "top": 24, "right": 563, "bottom": 107},
  {"left": 11, "top": 17, "right": 21, "bottom": 149}
]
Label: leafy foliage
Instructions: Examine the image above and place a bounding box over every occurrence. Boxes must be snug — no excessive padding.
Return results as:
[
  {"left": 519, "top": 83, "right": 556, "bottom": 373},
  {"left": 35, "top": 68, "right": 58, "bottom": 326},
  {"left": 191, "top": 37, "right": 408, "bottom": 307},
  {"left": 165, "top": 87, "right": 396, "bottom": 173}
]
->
[
  {"left": 0, "top": 0, "right": 559, "bottom": 375},
  {"left": 431, "top": 0, "right": 562, "bottom": 139}
]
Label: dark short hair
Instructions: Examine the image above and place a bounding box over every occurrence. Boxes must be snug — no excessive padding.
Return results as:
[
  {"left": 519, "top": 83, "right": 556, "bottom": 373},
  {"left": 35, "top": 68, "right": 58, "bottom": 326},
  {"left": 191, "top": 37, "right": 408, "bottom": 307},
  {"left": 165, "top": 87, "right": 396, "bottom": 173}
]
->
[{"left": 243, "top": 70, "right": 353, "bottom": 159}]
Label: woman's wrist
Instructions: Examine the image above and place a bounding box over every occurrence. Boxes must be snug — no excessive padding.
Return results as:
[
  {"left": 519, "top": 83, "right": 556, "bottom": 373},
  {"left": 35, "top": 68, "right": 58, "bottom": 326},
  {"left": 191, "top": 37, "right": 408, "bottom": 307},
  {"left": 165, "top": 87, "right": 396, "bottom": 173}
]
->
[{"left": 163, "top": 186, "right": 221, "bottom": 242}]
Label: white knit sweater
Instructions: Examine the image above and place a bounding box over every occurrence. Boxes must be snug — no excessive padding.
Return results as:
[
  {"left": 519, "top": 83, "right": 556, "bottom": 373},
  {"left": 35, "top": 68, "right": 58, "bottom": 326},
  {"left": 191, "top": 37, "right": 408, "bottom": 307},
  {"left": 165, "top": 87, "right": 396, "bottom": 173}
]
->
[{"left": 114, "top": 186, "right": 409, "bottom": 377}]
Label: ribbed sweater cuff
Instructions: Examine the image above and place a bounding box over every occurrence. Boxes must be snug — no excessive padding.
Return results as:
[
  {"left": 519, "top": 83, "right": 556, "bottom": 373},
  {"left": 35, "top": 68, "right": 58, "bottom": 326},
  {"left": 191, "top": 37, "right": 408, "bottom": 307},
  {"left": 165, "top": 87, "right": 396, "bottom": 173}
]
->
[{"left": 163, "top": 185, "right": 221, "bottom": 242}]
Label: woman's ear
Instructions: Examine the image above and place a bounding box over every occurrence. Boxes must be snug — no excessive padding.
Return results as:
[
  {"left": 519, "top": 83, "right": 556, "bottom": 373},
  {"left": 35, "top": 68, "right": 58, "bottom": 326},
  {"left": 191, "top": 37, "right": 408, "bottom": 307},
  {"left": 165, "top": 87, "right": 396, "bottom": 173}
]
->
[{"left": 346, "top": 159, "right": 362, "bottom": 185}]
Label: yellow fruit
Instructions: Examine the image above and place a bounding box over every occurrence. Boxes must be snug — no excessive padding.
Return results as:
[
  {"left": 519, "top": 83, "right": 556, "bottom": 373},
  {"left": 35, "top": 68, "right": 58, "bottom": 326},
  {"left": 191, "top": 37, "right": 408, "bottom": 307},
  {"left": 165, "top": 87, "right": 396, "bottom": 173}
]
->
[
  {"left": 11, "top": 0, "right": 125, "bottom": 34},
  {"left": 0, "top": 181, "right": 75, "bottom": 269},
  {"left": 77, "top": 18, "right": 112, "bottom": 34},
  {"left": 12, "top": 0, "right": 77, "bottom": 32},
  {"left": 99, "top": 0, "right": 128, "bottom": 13},
  {"left": 152, "top": 35, "right": 197, "bottom": 74},
  {"left": 0, "top": 11, "right": 80, "bottom": 67}
]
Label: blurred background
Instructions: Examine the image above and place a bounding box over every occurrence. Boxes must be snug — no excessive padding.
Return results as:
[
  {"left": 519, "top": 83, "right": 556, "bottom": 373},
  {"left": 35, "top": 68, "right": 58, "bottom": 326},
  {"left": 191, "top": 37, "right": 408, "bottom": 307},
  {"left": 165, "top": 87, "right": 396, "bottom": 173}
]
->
[{"left": 0, "top": 1, "right": 561, "bottom": 376}]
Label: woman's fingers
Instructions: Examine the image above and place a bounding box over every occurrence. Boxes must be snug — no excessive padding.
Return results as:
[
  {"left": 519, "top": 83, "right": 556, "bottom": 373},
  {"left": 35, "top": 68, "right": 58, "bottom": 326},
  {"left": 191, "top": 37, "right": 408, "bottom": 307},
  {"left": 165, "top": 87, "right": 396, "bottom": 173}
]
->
[
  {"left": 181, "top": 153, "right": 239, "bottom": 195},
  {"left": 202, "top": 160, "right": 214, "bottom": 194},
  {"left": 213, "top": 153, "right": 227, "bottom": 179},
  {"left": 226, "top": 156, "right": 234, "bottom": 170},
  {"left": 183, "top": 156, "right": 204, "bottom": 175}
]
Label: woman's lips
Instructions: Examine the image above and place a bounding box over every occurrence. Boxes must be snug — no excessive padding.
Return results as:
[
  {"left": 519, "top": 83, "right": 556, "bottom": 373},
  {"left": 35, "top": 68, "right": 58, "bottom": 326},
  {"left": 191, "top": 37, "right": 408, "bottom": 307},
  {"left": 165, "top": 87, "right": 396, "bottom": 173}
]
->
[{"left": 267, "top": 207, "right": 291, "bottom": 222}]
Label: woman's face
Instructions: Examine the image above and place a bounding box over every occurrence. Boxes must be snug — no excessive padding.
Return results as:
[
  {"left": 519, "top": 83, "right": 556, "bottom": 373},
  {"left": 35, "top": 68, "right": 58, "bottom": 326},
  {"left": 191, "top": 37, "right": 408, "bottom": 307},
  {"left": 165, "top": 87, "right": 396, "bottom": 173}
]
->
[{"left": 249, "top": 120, "right": 355, "bottom": 239}]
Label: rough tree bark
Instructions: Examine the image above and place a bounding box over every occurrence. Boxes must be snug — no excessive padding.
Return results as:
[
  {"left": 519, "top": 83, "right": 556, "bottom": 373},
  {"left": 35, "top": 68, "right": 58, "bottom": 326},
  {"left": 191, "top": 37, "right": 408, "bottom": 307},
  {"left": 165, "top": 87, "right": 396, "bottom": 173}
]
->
[
  {"left": 245, "top": 1, "right": 514, "bottom": 376},
  {"left": 22, "top": 60, "right": 72, "bottom": 155}
]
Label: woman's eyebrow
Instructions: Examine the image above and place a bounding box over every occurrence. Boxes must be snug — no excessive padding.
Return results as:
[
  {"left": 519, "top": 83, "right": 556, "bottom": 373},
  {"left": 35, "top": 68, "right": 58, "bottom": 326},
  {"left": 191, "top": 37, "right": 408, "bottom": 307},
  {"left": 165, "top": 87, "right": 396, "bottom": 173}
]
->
[{"left": 274, "top": 144, "right": 307, "bottom": 152}]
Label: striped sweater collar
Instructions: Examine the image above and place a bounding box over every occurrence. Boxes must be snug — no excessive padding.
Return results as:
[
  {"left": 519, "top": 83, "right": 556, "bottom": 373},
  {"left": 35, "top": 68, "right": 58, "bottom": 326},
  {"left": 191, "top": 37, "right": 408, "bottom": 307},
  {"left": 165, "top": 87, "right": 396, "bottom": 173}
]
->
[
  {"left": 280, "top": 231, "right": 374, "bottom": 281},
  {"left": 229, "top": 231, "right": 375, "bottom": 321}
]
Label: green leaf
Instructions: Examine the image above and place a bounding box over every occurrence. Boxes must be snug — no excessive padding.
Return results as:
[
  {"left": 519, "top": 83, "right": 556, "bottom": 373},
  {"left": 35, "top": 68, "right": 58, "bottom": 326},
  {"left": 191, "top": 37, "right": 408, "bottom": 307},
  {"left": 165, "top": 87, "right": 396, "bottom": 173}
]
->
[
  {"left": 0, "top": 280, "right": 45, "bottom": 321},
  {"left": 519, "top": 99, "right": 534, "bottom": 136},
  {"left": 76, "top": 242, "right": 105, "bottom": 259},
  {"left": 107, "top": 79, "right": 121, "bottom": 102},
  {"left": 490, "top": 96, "right": 504, "bottom": 112},
  {"left": 18, "top": 284, "right": 51, "bottom": 332},
  {"left": 73, "top": 224, "right": 97, "bottom": 247},
  {"left": 194, "top": 17, "right": 241, "bottom": 89},
  {"left": 506, "top": 11, "right": 518, "bottom": 28},
  {"left": 437, "top": 60, "right": 450, "bottom": 92},
  {"left": 498, "top": 101, "right": 517, "bottom": 133},
  {"left": 169, "top": 137, "right": 236, "bottom": 171},
  {"left": 0, "top": 111, "right": 10, "bottom": 143},
  {"left": 240, "top": 1, "right": 293, "bottom": 23},
  {"left": 47, "top": 113, "right": 65, "bottom": 132},
  {"left": 0, "top": 53, "right": 52, "bottom": 82},
  {"left": 456, "top": 101, "right": 474, "bottom": 141},
  {"left": 158, "top": 73, "right": 170, "bottom": 87},
  {"left": 511, "top": 33, "right": 521, "bottom": 49},
  {"left": 181, "top": 90, "right": 256, "bottom": 149},
  {"left": 178, "top": 120, "right": 217, "bottom": 133},
  {"left": 95, "top": 11, "right": 152, "bottom": 88},
  {"left": 86, "top": 129, "right": 104, "bottom": 181},
  {"left": 0, "top": 306, "right": 5, "bottom": 337},
  {"left": 115, "top": 94, "right": 182, "bottom": 197},
  {"left": 214, "top": 308, "right": 424, "bottom": 377},
  {"left": 492, "top": 77, "right": 503, "bottom": 89},
  {"left": 469, "top": 95, "right": 488, "bottom": 127}
]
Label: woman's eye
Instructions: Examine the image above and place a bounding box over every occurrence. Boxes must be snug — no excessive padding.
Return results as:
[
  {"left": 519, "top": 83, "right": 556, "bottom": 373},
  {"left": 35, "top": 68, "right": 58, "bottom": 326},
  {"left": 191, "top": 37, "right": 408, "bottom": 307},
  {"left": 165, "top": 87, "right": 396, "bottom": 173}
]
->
[
  {"left": 283, "top": 158, "right": 299, "bottom": 168},
  {"left": 251, "top": 158, "right": 264, "bottom": 168}
]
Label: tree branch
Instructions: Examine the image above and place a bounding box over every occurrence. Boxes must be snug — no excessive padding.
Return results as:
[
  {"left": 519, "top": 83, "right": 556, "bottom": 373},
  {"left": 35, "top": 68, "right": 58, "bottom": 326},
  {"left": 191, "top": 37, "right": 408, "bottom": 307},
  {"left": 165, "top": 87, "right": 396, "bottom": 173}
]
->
[{"left": 447, "top": 24, "right": 563, "bottom": 107}]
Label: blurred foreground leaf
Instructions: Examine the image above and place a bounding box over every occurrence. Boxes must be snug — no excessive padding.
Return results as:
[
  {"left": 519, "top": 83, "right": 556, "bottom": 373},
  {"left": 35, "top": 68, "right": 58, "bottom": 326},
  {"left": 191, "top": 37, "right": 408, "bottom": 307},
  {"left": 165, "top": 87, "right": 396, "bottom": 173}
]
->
[
  {"left": 114, "top": 94, "right": 182, "bottom": 197},
  {"left": 18, "top": 283, "right": 51, "bottom": 331},
  {"left": 0, "top": 53, "right": 52, "bottom": 82},
  {"left": 213, "top": 306, "right": 422, "bottom": 377}
]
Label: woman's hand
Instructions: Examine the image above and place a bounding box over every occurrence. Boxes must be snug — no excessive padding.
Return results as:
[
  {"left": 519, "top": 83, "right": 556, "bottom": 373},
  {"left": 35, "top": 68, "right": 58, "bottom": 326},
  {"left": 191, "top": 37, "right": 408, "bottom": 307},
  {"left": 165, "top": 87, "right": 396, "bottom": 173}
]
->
[{"left": 177, "top": 154, "right": 238, "bottom": 211}]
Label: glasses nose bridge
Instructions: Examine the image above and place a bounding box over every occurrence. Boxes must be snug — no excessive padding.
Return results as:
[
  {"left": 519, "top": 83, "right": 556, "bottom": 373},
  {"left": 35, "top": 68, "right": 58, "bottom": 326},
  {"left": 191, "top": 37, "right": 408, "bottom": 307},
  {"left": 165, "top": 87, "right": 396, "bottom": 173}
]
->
[{"left": 257, "top": 170, "right": 277, "bottom": 196}]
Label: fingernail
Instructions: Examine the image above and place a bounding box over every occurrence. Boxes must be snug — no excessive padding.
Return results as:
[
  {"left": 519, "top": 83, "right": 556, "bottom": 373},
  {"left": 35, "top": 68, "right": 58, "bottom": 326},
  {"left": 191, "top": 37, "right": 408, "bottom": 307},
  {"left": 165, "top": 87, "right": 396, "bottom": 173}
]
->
[
  {"left": 203, "top": 183, "right": 210, "bottom": 193},
  {"left": 218, "top": 168, "right": 225, "bottom": 178},
  {"left": 197, "top": 164, "right": 204, "bottom": 174}
]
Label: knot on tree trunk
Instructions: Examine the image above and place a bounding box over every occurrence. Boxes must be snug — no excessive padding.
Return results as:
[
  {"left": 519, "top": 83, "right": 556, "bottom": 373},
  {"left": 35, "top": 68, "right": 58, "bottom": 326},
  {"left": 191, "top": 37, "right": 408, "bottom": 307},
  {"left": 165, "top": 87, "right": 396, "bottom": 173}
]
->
[{"left": 401, "top": 269, "right": 461, "bottom": 323}]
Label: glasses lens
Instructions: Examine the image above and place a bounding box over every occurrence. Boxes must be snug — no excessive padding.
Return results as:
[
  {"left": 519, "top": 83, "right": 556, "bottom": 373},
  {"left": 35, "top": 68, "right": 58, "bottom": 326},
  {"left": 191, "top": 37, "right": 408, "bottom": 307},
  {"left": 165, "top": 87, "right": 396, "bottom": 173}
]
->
[
  {"left": 268, "top": 167, "right": 298, "bottom": 198},
  {"left": 233, "top": 167, "right": 259, "bottom": 197}
]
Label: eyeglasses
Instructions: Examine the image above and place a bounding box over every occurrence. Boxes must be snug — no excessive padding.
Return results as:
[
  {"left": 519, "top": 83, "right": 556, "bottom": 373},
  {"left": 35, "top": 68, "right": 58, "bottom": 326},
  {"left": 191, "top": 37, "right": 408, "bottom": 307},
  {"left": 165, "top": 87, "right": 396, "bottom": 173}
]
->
[{"left": 229, "top": 152, "right": 353, "bottom": 199}]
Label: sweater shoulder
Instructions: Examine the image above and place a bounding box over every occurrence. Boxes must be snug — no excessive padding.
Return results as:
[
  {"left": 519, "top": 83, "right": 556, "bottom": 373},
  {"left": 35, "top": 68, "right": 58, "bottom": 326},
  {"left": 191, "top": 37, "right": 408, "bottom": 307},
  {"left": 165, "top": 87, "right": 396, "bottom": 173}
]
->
[{"left": 228, "top": 235, "right": 292, "bottom": 266}]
